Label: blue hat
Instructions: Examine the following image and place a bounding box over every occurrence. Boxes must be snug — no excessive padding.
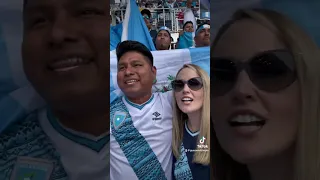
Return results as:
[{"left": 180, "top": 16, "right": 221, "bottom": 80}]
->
[
  {"left": 195, "top": 24, "right": 210, "bottom": 36},
  {"left": 157, "top": 26, "right": 171, "bottom": 36}
]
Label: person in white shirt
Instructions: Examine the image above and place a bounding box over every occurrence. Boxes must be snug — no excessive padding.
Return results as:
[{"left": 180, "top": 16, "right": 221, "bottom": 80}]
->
[
  {"left": 0, "top": 0, "right": 110, "bottom": 179},
  {"left": 110, "top": 40, "right": 173, "bottom": 180}
]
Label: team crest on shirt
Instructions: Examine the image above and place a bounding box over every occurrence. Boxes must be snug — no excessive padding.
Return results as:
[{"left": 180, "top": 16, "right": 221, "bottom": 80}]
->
[
  {"left": 113, "top": 111, "right": 127, "bottom": 130},
  {"left": 10, "top": 157, "right": 54, "bottom": 180}
]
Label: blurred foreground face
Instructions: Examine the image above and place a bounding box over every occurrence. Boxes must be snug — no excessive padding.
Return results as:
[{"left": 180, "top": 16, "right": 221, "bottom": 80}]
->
[
  {"left": 22, "top": 0, "right": 110, "bottom": 111},
  {"left": 212, "top": 19, "right": 300, "bottom": 164}
]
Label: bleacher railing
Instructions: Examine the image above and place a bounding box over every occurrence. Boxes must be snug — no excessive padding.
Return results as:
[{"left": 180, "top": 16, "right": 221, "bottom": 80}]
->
[{"left": 111, "top": 7, "right": 200, "bottom": 33}]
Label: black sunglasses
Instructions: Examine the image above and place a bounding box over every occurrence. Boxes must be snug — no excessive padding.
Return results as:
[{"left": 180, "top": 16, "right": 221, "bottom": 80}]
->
[
  {"left": 212, "top": 49, "right": 297, "bottom": 97},
  {"left": 171, "top": 77, "right": 203, "bottom": 92}
]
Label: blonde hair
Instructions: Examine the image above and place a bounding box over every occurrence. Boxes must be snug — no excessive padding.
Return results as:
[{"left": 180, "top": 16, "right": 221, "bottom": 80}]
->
[
  {"left": 212, "top": 9, "right": 320, "bottom": 180},
  {"left": 172, "top": 64, "right": 211, "bottom": 165}
]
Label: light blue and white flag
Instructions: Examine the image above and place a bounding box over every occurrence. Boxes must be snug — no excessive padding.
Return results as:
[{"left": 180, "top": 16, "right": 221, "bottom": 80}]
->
[
  {"left": 177, "top": 32, "right": 193, "bottom": 49},
  {"left": 110, "top": 47, "right": 210, "bottom": 103},
  {"left": 110, "top": 23, "right": 123, "bottom": 51},
  {"left": 109, "top": 0, "right": 210, "bottom": 103},
  {"left": 110, "top": 0, "right": 156, "bottom": 51}
]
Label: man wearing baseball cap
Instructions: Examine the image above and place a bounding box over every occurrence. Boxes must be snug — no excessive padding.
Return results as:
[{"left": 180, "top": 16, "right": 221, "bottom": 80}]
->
[
  {"left": 194, "top": 23, "right": 210, "bottom": 47},
  {"left": 155, "top": 26, "right": 172, "bottom": 50},
  {"left": 110, "top": 40, "right": 173, "bottom": 180}
]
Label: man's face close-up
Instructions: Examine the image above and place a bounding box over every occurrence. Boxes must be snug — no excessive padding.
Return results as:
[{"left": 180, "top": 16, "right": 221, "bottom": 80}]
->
[
  {"left": 195, "top": 27, "right": 210, "bottom": 47},
  {"left": 22, "top": 0, "right": 110, "bottom": 110},
  {"left": 155, "top": 30, "right": 171, "bottom": 50},
  {"left": 117, "top": 51, "right": 156, "bottom": 100},
  {"left": 184, "top": 23, "right": 194, "bottom": 32}
]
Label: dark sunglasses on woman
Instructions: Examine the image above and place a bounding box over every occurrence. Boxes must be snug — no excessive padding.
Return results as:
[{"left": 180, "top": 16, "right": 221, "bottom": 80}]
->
[
  {"left": 212, "top": 49, "right": 297, "bottom": 97},
  {"left": 172, "top": 77, "right": 203, "bottom": 92}
]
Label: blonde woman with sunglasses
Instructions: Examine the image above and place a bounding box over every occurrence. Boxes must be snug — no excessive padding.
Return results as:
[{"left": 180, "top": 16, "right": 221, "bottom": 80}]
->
[
  {"left": 171, "top": 64, "right": 211, "bottom": 180},
  {"left": 212, "top": 9, "right": 320, "bottom": 180}
]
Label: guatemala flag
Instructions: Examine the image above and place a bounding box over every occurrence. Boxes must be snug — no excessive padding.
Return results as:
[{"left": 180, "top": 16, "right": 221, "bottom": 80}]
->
[
  {"left": 110, "top": 0, "right": 156, "bottom": 51},
  {"left": 110, "top": 47, "right": 210, "bottom": 103},
  {"left": 109, "top": 0, "right": 210, "bottom": 103}
]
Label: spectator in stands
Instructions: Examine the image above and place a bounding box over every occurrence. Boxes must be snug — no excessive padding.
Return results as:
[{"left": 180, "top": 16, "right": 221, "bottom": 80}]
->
[
  {"left": 165, "top": 0, "right": 179, "bottom": 8},
  {"left": 0, "top": 0, "right": 110, "bottom": 179},
  {"left": 155, "top": 26, "right": 172, "bottom": 50},
  {"left": 176, "top": 21, "right": 195, "bottom": 49},
  {"left": 194, "top": 23, "right": 210, "bottom": 47},
  {"left": 141, "top": 9, "right": 158, "bottom": 40},
  {"left": 183, "top": 21, "right": 194, "bottom": 33}
]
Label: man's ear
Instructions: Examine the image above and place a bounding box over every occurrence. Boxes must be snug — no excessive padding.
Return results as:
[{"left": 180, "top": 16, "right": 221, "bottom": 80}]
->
[
  {"left": 194, "top": 36, "right": 198, "bottom": 46},
  {"left": 151, "top": 66, "right": 157, "bottom": 75}
]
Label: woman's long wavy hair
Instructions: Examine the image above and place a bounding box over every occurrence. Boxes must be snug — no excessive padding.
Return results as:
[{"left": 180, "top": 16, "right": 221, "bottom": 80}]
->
[
  {"left": 212, "top": 8, "right": 320, "bottom": 180},
  {"left": 172, "top": 64, "right": 211, "bottom": 165}
]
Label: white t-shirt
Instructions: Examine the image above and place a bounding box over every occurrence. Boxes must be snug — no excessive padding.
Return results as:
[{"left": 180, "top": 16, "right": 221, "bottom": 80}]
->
[
  {"left": 38, "top": 109, "right": 110, "bottom": 180},
  {"left": 110, "top": 92, "right": 173, "bottom": 180}
]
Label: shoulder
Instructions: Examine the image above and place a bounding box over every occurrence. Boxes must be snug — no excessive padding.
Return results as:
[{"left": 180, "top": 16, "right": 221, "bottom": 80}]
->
[
  {"left": 155, "top": 92, "right": 173, "bottom": 105},
  {"left": 110, "top": 96, "right": 124, "bottom": 107},
  {"left": 110, "top": 96, "right": 127, "bottom": 116},
  {"left": 0, "top": 112, "right": 67, "bottom": 179},
  {"left": 0, "top": 112, "right": 40, "bottom": 139}
]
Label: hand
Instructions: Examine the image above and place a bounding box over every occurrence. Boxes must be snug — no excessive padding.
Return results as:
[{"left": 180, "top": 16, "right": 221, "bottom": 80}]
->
[{"left": 179, "top": 30, "right": 184, "bottom": 36}]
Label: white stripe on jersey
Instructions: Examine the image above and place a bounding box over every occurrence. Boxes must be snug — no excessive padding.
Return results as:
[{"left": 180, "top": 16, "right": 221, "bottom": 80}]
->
[{"left": 110, "top": 92, "right": 173, "bottom": 180}]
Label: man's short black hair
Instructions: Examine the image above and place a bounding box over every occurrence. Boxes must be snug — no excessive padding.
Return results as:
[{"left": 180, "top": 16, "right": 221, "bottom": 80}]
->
[
  {"left": 183, "top": 21, "right": 193, "bottom": 30},
  {"left": 141, "top": 9, "right": 151, "bottom": 18},
  {"left": 116, "top": 40, "right": 154, "bottom": 66}
]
